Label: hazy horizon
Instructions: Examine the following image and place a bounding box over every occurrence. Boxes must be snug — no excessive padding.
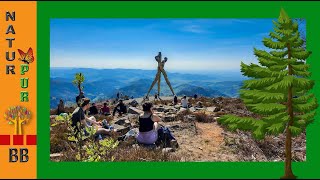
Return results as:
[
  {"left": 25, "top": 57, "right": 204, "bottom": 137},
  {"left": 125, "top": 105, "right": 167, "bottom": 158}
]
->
[{"left": 50, "top": 66, "right": 246, "bottom": 77}]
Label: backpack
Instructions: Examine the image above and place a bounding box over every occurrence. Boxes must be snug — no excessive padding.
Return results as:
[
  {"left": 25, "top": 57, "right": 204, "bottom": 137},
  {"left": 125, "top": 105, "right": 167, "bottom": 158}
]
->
[{"left": 156, "top": 126, "right": 176, "bottom": 147}]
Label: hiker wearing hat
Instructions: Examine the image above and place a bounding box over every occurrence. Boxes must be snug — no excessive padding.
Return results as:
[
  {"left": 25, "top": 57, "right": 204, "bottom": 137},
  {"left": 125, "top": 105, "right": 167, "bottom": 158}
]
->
[{"left": 71, "top": 98, "right": 116, "bottom": 136}]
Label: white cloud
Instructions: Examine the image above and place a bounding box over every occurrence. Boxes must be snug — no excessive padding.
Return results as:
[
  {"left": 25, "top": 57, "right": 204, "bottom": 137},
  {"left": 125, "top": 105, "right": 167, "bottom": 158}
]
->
[{"left": 180, "top": 24, "right": 210, "bottom": 34}]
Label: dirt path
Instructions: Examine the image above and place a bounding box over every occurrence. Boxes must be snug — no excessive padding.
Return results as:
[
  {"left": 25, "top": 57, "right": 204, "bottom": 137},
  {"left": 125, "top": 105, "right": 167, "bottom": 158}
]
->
[{"left": 167, "top": 121, "right": 238, "bottom": 162}]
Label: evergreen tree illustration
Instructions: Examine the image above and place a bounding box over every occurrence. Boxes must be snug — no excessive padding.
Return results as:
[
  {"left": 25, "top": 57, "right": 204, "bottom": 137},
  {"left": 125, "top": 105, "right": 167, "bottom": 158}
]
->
[{"left": 217, "top": 8, "right": 318, "bottom": 179}]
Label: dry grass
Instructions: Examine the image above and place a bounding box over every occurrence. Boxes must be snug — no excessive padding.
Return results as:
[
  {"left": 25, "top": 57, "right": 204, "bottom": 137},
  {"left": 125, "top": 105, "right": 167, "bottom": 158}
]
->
[
  {"left": 110, "top": 146, "right": 181, "bottom": 161},
  {"left": 50, "top": 122, "right": 72, "bottom": 153},
  {"left": 176, "top": 109, "right": 193, "bottom": 121},
  {"left": 153, "top": 99, "right": 173, "bottom": 106},
  {"left": 189, "top": 97, "right": 217, "bottom": 107},
  {"left": 193, "top": 112, "right": 215, "bottom": 123},
  {"left": 50, "top": 116, "right": 181, "bottom": 162},
  {"left": 50, "top": 106, "right": 76, "bottom": 115}
]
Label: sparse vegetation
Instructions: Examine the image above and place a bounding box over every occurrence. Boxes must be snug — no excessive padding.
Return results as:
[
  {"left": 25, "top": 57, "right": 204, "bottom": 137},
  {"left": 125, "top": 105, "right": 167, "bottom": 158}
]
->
[{"left": 51, "top": 96, "right": 306, "bottom": 163}]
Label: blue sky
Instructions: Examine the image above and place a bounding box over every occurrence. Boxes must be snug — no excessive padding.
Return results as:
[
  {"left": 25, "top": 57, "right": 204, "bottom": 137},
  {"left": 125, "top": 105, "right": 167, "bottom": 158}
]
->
[{"left": 50, "top": 18, "right": 306, "bottom": 74}]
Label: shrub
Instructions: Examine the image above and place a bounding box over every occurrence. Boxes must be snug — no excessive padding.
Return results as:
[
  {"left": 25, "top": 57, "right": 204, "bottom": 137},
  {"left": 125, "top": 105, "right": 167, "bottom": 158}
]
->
[{"left": 194, "top": 112, "right": 215, "bottom": 123}]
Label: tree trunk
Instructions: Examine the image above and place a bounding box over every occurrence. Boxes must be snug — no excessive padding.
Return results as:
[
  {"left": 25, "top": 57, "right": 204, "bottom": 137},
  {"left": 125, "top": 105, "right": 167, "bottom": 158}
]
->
[
  {"left": 18, "top": 120, "right": 23, "bottom": 135},
  {"left": 78, "top": 84, "right": 81, "bottom": 94},
  {"left": 281, "top": 43, "right": 297, "bottom": 179},
  {"left": 14, "top": 121, "right": 18, "bottom": 135}
]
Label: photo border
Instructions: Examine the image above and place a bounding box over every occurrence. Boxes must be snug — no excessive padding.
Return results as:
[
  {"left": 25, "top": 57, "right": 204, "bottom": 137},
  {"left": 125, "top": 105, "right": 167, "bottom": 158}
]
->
[{"left": 38, "top": 1, "right": 320, "bottom": 178}]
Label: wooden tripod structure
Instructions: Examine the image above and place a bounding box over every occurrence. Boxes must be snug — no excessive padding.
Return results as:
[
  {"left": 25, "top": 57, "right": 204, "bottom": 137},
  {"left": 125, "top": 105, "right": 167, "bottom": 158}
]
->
[{"left": 145, "top": 52, "right": 175, "bottom": 99}]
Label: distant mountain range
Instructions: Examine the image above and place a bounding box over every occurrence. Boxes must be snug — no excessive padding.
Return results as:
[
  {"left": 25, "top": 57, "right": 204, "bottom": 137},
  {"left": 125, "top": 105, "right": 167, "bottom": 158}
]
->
[{"left": 50, "top": 68, "right": 246, "bottom": 108}]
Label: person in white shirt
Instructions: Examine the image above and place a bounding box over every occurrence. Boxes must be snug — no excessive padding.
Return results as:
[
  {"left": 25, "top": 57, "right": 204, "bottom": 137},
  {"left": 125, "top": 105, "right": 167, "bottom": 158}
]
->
[{"left": 181, "top": 95, "right": 188, "bottom": 108}]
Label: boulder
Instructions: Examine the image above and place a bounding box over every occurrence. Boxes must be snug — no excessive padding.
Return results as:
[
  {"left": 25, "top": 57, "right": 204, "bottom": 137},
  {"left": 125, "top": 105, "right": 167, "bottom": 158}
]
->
[
  {"left": 195, "top": 107, "right": 205, "bottom": 111},
  {"left": 111, "top": 124, "right": 130, "bottom": 135},
  {"left": 163, "top": 106, "right": 176, "bottom": 113},
  {"left": 184, "top": 115, "right": 196, "bottom": 121},
  {"left": 196, "top": 101, "right": 203, "bottom": 108},
  {"left": 114, "top": 118, "right": 127, "bottom": 126},
  {"left": 207, "top": 106, "right": 221, "bottom": 112},
  {"left": 188, "top": 107, "right": 196, "bottom": 112},
  {"left": 128, "top": 107, "right": 143, "bottom": 115},
  {"left": 165, "top": 112, "right": 176, "bottom": 116},
  {"left": 154, "top": 106, "right": 165, "bottom": 112},
  {"left": 163, "top": 115, "right": 176, "bottom": 122},
  {"left": 129, "top": 100, "right": 139, "bottom": 107},
  {"left": 178, "top": 108, "right": 187, "bottom": 113},
  {"left": 127, "top": 114, "right": 139, "bottom": 120},
  {"left": 154, "top": 112, "right": 165, "bottom": 118}
]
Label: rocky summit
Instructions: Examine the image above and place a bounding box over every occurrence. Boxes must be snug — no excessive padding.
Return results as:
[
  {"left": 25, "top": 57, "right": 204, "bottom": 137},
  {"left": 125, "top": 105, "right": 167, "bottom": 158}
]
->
[{"left": 50, "top": 96, "right": 306, "bottom": 162}]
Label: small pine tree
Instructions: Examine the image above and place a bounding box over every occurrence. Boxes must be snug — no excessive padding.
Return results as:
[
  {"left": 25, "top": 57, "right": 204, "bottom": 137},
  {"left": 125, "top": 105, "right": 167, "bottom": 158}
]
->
[
  {"left": 217, "top": 8, "right": 318, "bottom": 179},
  {"left": 72, "top": 73, "right": 85, "bottom": 94}
]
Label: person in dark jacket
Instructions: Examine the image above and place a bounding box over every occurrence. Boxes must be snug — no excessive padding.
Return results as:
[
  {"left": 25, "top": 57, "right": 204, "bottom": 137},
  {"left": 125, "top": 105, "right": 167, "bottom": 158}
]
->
[
  {"left": 112, "top": 99, "right": 127, "bottom": 116},
  {"left": 89, "top": 103, "right": 99, "bottom": 115}
]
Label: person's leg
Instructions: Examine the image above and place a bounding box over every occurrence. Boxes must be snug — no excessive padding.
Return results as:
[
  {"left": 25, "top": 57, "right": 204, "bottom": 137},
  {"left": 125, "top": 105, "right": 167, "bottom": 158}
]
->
[
  {"left": 113, "top": 107, "right": 118, "bottom": 116},
  {"left": 120, "top": 109, "right": 126, "bottom": 115},
  {"left": 96, "top": 128, "right": 111, "bottom": 135},
  {"left": 88, "top": 116, "right": 96, "bottom": 122},
  {"left": 95, "top": 127, "right": 117, "bottom": 135}
]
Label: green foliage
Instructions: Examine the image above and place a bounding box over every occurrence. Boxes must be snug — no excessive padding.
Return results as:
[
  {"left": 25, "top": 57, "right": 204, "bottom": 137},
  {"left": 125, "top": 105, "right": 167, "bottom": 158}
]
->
[
  {"left": 72, "top": 73, "right": 85, "bottom": 94},
  {"left": 51, "top": 112, "right": 119, "bottom": 162},
  {"left": 81, "top": 138, "right": 119, "bottom": 162},
  {"left": 66, "top": 117, "right": 118, "bottom": 162},
  {"left": 218, "top": 8, "right": 318, "bottom": 139}
]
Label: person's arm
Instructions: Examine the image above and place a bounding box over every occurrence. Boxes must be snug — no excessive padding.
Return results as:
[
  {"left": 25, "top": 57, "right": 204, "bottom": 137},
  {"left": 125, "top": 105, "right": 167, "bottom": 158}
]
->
[
  {"left": 78, "top": 110, "right": 91, "bottom": 128},
  {"left": 81, "top": 119, "right": 90, "bottom": 127},
  {"left": 151, "top": 114, "right": 161, "bottom": 122}
]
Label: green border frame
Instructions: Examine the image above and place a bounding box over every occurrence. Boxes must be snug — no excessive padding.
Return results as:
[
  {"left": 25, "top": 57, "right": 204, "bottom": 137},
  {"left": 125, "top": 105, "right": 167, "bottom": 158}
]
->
[{"left": 38, "top": 1, "right": 320, "bottom": 179}]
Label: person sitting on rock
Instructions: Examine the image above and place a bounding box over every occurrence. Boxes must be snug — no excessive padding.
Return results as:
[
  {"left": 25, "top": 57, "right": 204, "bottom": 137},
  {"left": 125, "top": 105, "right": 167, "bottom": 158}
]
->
[
  {"left": 89, "top": 103, "right": 99, "bottom": 115},
  {"left": 181, "top": 96, "right": 188, "bottom": 108},
  {"left": 136, "top": 102, "right": 178, "bottom": 148},
  {"left": 100, "top": 102, "right": 111, "bottom": 116},
  {"left": 57, "top": 99, "right": 66, "bottom": 115},
  {"left": 112, "top": 99, "right": 127, "bottom": 116},
  {"left": 71, "top": 98, "right": 117, "bottom": 136},
  {"left": 136, "top": 102, "right": 161, "bottom": 145}
]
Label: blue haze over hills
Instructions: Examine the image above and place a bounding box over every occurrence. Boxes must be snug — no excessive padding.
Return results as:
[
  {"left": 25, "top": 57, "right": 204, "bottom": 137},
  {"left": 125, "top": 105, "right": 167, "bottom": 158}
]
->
[{"left": 50, "top": 67, "right": 247, "bottom": 108}]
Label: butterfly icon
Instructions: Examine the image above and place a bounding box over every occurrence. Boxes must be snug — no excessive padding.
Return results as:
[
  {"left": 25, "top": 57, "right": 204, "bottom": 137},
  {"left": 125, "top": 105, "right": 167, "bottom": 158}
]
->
[{"left": 18, "top": 47, "right": 35, "bottom": 64}]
